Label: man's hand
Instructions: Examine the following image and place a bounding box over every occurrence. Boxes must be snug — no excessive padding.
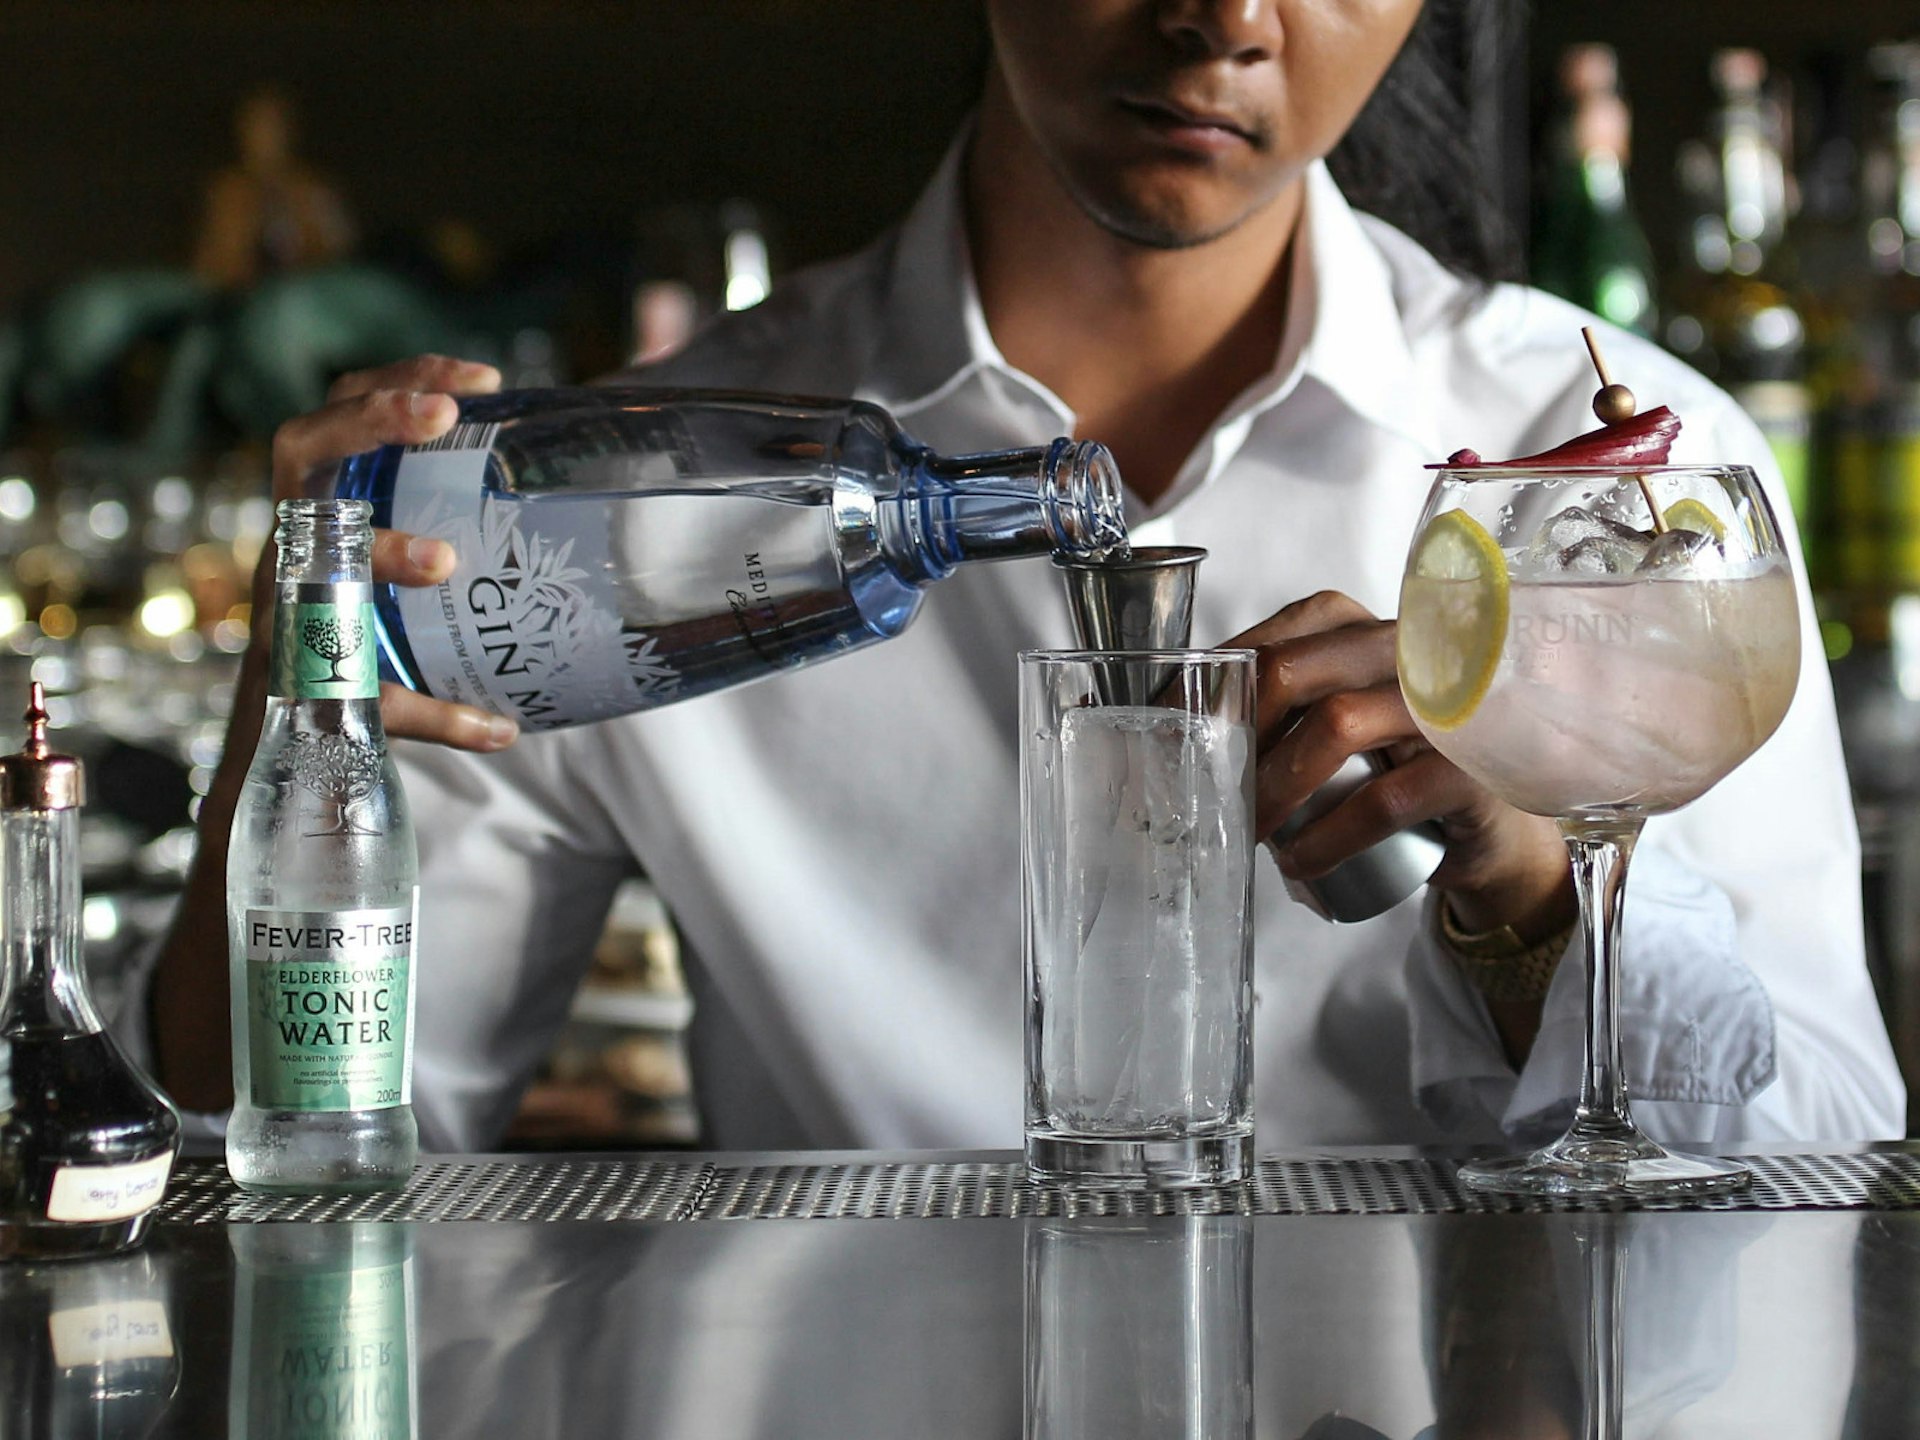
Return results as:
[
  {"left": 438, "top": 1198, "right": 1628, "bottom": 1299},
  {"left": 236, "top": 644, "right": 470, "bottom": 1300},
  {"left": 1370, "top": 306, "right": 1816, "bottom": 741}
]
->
[
  {"left": 1227, "top": 591, "right": 1576, "bottom": 1058},
  {"left": 264, "top": 353, "right": 517, "bottom": 752}
]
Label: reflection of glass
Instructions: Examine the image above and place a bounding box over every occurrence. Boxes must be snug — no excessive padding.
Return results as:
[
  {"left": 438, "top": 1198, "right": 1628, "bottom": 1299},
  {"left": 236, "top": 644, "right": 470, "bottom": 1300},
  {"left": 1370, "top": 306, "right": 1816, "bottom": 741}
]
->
[
  {"left": 1421, "top": 1211, "right": 1764, "bottom": 1439},
  {"left": 229, "top": 1223, "right": 417, "bottom": 1440},
  {"left": 0, "top": 1246, "right": 182, "bottom": 1438},
  {"left": 1846, "top": 1211, "right": 1920, "bottom": 1433},
  {"left": 1562, "top": 1214, "right": 1758, "bottom": 1440},
  {"left": 1021, "top": 649, "right": 1257, "bottom": 1188},
  {"left": 1024, "top": 1215, "right": 1252, "bottom": 1439},
  {"left": 1398, "top": 465, "right": 1798, "bottom": 1195},
  {"left": 1575, "top": 1216, "right": 1625, "bottom": 1440}
]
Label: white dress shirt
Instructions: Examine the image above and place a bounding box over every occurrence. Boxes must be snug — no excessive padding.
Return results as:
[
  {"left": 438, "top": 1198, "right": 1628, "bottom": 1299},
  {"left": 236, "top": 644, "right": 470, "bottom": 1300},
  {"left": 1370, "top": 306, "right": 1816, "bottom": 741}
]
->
[{"left": 396, "top": 138, "right": 1904, "bottom": 1153}]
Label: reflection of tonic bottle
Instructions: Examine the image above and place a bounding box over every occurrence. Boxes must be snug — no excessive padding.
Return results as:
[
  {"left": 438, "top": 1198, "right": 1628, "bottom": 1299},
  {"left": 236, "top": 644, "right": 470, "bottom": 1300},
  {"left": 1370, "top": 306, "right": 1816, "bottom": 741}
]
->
[
  {"left": 0, "top": 1246, "right": 182, "bottom": 1439},
  {"left": 1532, "top": 45, "right": 1658, "bottom": 337},
  {"left": 335, "top": 389, "right": 1128, "bottom": 731},
  {"left": 230, "top": 1223, "right": 417, "bottom": 1440},
  {"left": 1024, "top": 1216, "right": 1252, "bottom": 1440},
  {"left": 0, "top": 685, "right": 180, "bottom": 1259},
  {"left": 226, "top": 500, "right": 418, "bottom": 1193},
  {"left": 1666, "top": 50, "right": 1815, "bottom": 548}
]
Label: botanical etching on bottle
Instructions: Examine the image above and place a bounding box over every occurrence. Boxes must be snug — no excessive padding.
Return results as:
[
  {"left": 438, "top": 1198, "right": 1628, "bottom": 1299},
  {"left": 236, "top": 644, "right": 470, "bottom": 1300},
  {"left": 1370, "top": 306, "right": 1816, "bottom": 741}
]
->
[{"left": 284, "top": 732, "right": 383, "bottom": 836}]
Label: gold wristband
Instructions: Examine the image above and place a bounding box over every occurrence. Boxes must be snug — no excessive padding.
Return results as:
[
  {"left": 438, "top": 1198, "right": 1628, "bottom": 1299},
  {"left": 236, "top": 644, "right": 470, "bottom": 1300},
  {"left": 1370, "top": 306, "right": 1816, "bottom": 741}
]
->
[{"left": 1436, "top": 899, "right": 1575, "bottom": 1003}]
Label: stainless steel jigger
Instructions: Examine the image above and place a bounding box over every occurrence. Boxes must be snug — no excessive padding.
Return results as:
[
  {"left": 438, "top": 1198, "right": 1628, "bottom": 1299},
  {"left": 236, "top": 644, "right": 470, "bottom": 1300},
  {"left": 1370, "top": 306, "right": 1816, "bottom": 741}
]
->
[
  {"left": 1054, "top": 546, "right": 1445, "bottom": 923},
  {"left": 1055, "top": 545, "right": 1206, "bottom": 703}
]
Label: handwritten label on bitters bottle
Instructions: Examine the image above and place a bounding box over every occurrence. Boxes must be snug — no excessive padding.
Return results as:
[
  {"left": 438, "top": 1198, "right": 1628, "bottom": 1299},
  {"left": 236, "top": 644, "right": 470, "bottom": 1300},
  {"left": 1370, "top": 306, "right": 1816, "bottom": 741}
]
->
[
  {"left": 45, "top": 1152, "right": 174, "bottom": 1223},
  {"left": 49, "top": 1300, "right": 176, "bottom": 1366}
]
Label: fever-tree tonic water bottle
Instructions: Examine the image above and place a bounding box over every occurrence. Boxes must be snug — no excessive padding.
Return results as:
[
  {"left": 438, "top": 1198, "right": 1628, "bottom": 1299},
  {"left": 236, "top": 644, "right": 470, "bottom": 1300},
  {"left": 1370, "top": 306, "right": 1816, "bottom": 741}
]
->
[
  {"left": 335, "top": 388, "right": 1129, "bottom": 731},
  {"left": 227, "top": 499, "right": 419, "bottom": 1193}
]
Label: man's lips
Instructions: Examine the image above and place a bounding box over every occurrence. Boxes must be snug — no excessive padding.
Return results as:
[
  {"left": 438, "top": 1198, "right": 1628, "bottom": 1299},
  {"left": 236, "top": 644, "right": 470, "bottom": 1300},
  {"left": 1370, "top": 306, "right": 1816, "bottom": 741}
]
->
[{"left": 1118, "top": 96, "right": 1261, "bottom": 147}]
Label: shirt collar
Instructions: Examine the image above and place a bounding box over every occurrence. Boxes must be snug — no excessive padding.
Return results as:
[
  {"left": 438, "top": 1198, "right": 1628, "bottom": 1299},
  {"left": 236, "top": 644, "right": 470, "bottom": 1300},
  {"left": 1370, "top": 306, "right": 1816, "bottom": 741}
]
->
[
  {"left": 1292, "top": 160, "right": 1426, "bottom": 452},
  {"left": 858, "top": 128, "right": 1056, "bottom": 423},
  {"left": 857, "top": 134, "right": 1425, "bottom": 454}
]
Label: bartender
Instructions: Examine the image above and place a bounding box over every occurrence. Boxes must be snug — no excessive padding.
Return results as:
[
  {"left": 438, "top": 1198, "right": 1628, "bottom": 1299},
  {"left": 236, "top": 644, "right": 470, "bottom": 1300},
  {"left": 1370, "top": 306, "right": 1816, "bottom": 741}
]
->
[{"left": 146, "top": 0, "right": 1903, "bottom": 1152}]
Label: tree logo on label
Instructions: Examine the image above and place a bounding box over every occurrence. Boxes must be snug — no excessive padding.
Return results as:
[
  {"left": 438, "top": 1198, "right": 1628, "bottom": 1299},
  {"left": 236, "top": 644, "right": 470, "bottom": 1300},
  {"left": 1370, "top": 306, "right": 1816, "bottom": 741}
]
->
[
  {"left": 302, "top": 613, "right": 366, "bottom": 683},
  {"left": 285, "top": 733, "right": 383, "bottom": 835}
]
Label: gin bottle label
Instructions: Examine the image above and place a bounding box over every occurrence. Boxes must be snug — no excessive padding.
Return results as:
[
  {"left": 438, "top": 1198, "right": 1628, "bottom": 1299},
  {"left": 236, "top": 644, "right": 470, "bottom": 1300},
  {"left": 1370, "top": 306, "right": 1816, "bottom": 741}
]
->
[
  {"left": 383, "top": 430, "right": 834, "bottom": 730},
  {"left": 244, "top": 903, "right": 418, "bottom": 1112},
  {"left": 271, "top": 582, "right": 380, "bottom": 700}
]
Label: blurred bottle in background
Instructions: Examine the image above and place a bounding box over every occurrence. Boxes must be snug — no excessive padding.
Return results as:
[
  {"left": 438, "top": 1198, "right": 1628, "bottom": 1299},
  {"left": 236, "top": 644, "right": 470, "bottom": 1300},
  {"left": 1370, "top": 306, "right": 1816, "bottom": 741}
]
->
[
  {"left": 1666, "top": 49, "right": 1816, "bottom": 550},
  {"left": 626, "top": 199, "right": 774, "bottom": 366},
  {"left": 1822, "top": 44, "right": 1920, "bottom": 612},
  {"left": 1823, "top": 43, "right": 1920, "bottom": 1126},
  {"left": 1532, "top": 44, "right": 1659, "bottom": 337}
]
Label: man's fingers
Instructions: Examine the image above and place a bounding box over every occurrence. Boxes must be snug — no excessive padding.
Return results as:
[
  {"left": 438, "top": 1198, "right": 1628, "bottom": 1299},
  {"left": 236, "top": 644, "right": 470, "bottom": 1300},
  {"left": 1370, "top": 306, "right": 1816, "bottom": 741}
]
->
[
  {"left": 379, "top": 684, "right": 518, "bottom": 752},
  {"left": 1251, "top": 620, "right": 1397, "bottom": 741},
  {"left": 1222, "top": 590, "right": 1378, "bottom": 652},
  {"left": 373, "top": 529, "right": 457, "bottom": 587},
  {"left": 272, "top": 389, "right": 458, "bottom": 502},
  {"left": 326, "top": 356, "right": 502, "bottom": 405},
  {"left": 1269, "top": 750, "right": 1470, "bottom": 880},
  {"left": 283, "top": 356, "right": 502, "bottom": 499},
  {"left": 1222, "top": 593, "right": 1394, "bottom": 742},
  {"left": 1255, "top": 681, "right": 1409, "bottom": 836}
]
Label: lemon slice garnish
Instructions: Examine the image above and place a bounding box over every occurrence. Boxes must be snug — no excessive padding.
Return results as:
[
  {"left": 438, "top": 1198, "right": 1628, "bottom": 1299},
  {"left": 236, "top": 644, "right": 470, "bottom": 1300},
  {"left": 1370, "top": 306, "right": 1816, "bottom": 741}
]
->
[
  {"left": 1660, "top": 497, "right": 1727, "bottom": 541},
  {"left": 1398, "top": 509, "right": 1510, "bottom": 731}
]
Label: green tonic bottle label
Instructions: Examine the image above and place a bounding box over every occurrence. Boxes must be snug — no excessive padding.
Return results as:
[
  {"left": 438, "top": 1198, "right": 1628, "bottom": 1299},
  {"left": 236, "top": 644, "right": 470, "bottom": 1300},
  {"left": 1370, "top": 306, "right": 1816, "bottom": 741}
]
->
[
  {"left": 246, "top": 902, "right": 417, "bottom": 1112},
  {"left": 271, "top": 583, "right": 379, "bottom": 700}
]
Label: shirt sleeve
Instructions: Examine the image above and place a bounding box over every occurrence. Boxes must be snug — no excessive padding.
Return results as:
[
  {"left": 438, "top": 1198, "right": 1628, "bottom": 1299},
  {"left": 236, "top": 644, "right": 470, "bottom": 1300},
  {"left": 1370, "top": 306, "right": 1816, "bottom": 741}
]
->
[
  {"left": 1403, "top": 394, "right": 1906, "bottom": 1146},
  {"left": 399, "top": 728, "right": 635, "bottom": 1153}
]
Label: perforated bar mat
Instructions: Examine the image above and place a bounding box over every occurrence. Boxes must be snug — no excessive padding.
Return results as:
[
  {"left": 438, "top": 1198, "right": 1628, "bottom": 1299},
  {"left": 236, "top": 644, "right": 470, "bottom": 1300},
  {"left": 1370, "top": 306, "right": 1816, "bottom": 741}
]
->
[{"left": 154, "top": 1150, "right": 1920, "bottom": 1224}]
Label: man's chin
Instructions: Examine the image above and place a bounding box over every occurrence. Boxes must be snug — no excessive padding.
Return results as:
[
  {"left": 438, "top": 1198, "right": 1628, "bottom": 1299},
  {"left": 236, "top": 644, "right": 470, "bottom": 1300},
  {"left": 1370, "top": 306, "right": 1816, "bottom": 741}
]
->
[{"left": 1071, "top": 177, "right": 1278, "bottom": 252}]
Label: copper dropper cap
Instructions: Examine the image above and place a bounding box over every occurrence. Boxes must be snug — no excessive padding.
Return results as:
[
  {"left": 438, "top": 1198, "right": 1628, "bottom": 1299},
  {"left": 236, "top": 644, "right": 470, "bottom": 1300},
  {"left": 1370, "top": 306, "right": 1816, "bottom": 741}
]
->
[{"left": 0, "top": 682, "right": 85, "bottom": 811}]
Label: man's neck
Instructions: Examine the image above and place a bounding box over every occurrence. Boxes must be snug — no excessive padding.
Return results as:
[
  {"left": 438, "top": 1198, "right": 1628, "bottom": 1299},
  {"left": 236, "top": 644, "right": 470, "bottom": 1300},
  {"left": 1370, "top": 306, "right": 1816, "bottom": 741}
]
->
[{"left": 963, "top": 90, "right": 1304, "bottom": 506}]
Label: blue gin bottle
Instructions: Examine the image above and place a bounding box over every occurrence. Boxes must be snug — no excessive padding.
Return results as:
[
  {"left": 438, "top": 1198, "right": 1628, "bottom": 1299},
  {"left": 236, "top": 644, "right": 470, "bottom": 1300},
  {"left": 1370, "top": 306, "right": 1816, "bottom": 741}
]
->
[{"left": 336, "top": 389, "right": 1127, "bottom": 731}]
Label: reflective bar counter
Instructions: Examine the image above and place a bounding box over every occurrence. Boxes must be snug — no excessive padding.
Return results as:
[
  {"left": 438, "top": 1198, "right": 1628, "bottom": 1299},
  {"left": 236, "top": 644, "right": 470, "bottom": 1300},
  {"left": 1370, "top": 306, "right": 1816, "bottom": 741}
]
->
[{"left": 7, "top": 1145, "right": 1920, "bottom": 1438}]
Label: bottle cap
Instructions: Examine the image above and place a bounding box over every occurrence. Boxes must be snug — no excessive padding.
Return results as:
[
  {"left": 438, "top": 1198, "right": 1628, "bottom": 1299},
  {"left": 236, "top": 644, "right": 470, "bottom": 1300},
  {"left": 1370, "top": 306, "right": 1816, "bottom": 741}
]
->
[{"left": 1, "top": 682, "right": 85, "bottom": 811}]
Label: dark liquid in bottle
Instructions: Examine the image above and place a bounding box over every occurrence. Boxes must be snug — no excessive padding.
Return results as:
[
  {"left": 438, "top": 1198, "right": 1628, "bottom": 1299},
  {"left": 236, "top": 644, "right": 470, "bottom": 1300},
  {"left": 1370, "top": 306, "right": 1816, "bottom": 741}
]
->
[{"left": 0, "top": 1028, "right": 180, "bottom": 1258}]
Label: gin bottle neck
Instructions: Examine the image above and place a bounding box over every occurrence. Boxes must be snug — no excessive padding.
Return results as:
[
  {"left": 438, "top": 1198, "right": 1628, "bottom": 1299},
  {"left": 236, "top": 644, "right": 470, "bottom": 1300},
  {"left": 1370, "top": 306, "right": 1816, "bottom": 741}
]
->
[
  {"left": 1, "top": 806, "right": 102, "bottom": 1036},
  {"left": 891, "top": 438, "right": 1128, "bottom": 581}
]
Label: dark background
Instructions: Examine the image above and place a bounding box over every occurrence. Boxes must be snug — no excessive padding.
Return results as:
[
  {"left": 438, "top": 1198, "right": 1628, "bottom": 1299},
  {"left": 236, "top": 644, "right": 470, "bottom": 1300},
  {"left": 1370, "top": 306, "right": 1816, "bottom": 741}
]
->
[
  {"left": 1, "top": 0, "right": 1914, "bottom": 325},
  {"left": 1530, "top": 1, "right": 1920, "bottom": 280},
  {"left": 0, "top": 0, "right": 988, "bottom": 323}
]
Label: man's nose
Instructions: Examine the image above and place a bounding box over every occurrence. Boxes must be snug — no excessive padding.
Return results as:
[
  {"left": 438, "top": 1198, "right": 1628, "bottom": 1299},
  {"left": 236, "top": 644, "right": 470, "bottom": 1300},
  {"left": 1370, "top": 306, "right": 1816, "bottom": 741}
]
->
[{"left": 1155, "top": 0, "right": 1282, "bottom": 63}]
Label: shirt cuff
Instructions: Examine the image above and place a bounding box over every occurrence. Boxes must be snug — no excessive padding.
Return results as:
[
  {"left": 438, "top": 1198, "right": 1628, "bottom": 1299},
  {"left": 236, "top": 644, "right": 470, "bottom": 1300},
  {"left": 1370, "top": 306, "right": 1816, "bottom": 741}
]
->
[{"left": 1406, "top": 844, "right": 1777, "bottom": 1143}]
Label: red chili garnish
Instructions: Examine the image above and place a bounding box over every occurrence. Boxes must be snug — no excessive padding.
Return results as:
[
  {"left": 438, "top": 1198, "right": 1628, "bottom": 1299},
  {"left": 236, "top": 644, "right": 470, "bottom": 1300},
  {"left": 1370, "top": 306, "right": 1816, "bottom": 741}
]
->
[{"left": 1432, "top": 407, "right": 1681, "bottom": 469}]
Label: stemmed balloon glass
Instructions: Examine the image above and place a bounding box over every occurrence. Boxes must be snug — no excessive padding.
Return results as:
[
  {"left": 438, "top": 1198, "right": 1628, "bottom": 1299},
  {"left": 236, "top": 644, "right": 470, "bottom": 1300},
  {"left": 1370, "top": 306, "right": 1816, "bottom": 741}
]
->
[{"left": 1396, "top": 462, "right": 1800, "bottom": 1195}]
